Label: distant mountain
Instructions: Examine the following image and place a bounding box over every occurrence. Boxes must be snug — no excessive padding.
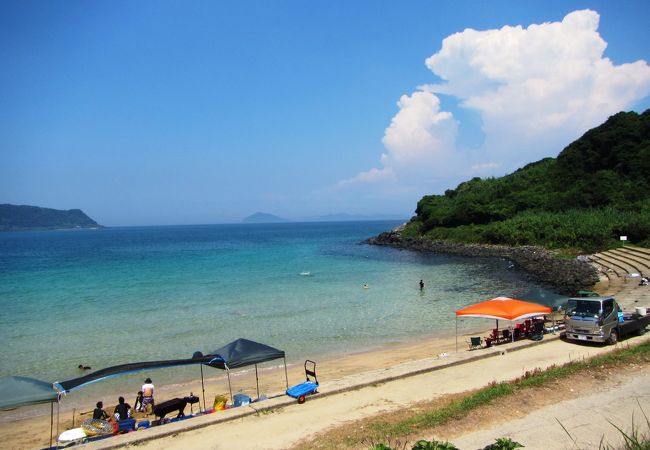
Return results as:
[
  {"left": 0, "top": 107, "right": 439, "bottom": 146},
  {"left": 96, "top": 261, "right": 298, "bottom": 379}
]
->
[
  {"left": 242, "top": 212, "right": 289, "bottom": 223},
  {"left": 0, "top": 204, "right": 102, "bottom": 231}
]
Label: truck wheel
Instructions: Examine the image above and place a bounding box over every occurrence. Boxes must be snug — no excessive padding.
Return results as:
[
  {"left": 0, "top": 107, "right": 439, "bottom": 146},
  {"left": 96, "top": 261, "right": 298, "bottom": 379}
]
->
[{"left": 608, "top": 329, "right": 618, "bottom": 345}]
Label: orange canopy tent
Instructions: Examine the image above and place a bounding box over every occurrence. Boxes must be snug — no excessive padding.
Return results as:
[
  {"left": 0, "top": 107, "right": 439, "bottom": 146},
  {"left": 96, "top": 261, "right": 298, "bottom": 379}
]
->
[{"left": 454, "top": 296, "right": 552, "bottom": 351}]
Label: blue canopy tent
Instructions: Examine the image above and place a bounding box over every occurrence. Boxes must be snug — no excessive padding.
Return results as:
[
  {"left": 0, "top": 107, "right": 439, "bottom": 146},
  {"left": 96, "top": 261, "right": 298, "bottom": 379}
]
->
[
  {"left": 56, "top": 353, "right": 221, "bottom": 414},
  {"left": 203, "top": 338, "right": 288, "bottom": 402},
  {"left": 0, "top": 376, "right": 60, "bottom": 448}
]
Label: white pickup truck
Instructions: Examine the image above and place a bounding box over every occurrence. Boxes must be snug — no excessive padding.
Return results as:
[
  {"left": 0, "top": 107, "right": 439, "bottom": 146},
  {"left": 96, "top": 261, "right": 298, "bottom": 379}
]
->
[{"left": 563, "top": 296, "right": 649, "bottom": 344}]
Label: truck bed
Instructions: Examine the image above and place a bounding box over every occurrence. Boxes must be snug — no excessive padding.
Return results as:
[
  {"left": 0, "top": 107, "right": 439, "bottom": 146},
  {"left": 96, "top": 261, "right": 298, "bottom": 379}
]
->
[{"left": 619, "top": 314, "right": 650, "bottom": 337}]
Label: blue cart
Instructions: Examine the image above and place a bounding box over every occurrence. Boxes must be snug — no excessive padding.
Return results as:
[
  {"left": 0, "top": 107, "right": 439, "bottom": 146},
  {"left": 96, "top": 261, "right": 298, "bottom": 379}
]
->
[{"left": 286, "top": 360, "right": 319, "bottom": 404}]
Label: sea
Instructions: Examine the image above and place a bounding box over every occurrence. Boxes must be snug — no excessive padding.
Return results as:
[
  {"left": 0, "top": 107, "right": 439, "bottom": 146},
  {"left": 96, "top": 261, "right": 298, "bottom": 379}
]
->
[{"left": 0, "top": 221, "right": 547, "bottom": 410}]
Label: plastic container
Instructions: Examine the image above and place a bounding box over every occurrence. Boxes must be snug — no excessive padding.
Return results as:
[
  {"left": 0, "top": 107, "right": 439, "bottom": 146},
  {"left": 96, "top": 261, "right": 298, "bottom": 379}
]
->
[{"left": 636, "top": 306, "right": 647, "bottom": 316}]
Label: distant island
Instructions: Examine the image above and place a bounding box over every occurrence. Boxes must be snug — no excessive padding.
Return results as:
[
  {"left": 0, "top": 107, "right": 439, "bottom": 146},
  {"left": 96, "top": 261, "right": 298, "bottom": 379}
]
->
[
  {"left": 242, "top": 212, "right": 289, "bottom": 223},
  {"left": 0, "top": 204, "right": 102, "bottom": 231}
]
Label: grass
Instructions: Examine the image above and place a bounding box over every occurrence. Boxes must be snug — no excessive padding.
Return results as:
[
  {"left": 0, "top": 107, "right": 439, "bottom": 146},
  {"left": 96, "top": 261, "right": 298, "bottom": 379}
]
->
[{"left": 294, "top": 340, "right": 650, "bottom": 449}]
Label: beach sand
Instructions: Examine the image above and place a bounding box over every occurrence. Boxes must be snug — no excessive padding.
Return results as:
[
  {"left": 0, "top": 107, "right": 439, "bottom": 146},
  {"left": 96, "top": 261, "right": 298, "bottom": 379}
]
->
[
  {"left": 2, "top": 282, "right": 648, "bottom": 449},
  {"left": 0, "top": 329, "right": 468, "bottom": 450}
]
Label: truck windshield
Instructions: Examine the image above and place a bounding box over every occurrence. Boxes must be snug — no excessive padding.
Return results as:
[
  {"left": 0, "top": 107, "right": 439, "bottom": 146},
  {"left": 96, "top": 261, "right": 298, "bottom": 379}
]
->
[{"left": 565, "top": 299, "right": 601, "bottom": 318}]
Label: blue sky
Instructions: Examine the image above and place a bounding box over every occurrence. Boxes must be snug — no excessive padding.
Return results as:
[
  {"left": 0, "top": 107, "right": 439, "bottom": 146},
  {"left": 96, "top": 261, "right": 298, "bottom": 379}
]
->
[{"left": 1, "top": 1, "right": 649, "bottom": 226}]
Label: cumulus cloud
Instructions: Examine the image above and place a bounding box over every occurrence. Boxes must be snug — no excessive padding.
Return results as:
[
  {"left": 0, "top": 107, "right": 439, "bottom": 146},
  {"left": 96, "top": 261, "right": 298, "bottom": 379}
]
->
[
  {"left": 381, "top": 91, "right": 458, "bottom": 167},
  {"left": 334, "top": 9, "right": 650, "bottom": 196}
]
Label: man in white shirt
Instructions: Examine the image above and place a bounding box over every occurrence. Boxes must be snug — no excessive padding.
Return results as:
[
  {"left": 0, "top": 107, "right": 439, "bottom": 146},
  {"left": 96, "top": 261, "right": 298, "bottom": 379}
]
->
[{"left": 140, "top": 378, "right": 155, "bottom": 413}]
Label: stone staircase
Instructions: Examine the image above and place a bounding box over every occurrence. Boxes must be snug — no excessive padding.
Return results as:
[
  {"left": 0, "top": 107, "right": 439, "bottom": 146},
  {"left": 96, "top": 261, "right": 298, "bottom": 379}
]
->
[{"left": 587, "top": 245, "right": 650, "bottom": 310}]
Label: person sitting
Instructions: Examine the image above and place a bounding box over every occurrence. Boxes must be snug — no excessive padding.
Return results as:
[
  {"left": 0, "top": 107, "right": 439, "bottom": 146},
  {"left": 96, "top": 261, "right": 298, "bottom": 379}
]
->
[
  {"left": 78, "top": 364, "right": 91, "bottom": 371},
  {"left": 140, "top": 378, "right": 155, "bottom": 413},
  {"left": 114, "top": 396, "right": 132, "bottom": 421},
  {"left": 93, "top": 401, "right": 109, "bottom": 421}
]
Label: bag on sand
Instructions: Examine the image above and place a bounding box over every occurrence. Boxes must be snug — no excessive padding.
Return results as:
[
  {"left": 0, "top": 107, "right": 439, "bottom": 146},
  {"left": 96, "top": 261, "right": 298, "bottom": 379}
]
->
[{"left": 213, "top": 395, "right": 228, "bottom": 410}]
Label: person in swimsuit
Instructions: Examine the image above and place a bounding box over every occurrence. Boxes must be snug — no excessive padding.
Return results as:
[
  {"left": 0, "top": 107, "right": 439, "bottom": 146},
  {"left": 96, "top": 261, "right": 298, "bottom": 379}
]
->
[{"left": 140, "top": 378, "right": 155, "bottom": 413}]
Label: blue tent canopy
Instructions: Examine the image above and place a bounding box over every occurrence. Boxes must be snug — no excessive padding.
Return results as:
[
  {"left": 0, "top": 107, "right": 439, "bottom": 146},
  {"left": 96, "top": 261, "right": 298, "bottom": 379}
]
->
[
  {"left": 206, "top": 338, "right": 285, "bottom": 369},
  {"left": 0, "top": 376, "right": 58, "bottom": 410},
  {"left": 204, "top": 338, "right": 288, "bottom": 400}
]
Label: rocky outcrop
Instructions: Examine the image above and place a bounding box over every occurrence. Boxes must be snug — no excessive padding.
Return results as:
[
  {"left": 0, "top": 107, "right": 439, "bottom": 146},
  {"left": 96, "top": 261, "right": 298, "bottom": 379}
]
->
[{"left": 366, "top": 230, "right": 599, "bottom": 295}]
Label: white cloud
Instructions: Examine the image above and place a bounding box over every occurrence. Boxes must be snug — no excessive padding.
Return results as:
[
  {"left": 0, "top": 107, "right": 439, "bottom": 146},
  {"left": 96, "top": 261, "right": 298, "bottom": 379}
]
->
[
  {"left": 381, "top": 91, "right": 458, "bottom": 166},
  {"left": 423, "top": 9, "right": 650, "bottom": 166},
  {"left": 332, "top": 167, "right": 395, "bottom": 190},
  {"left": 334, "top": 9, "right": 650, "bottom": 196}
]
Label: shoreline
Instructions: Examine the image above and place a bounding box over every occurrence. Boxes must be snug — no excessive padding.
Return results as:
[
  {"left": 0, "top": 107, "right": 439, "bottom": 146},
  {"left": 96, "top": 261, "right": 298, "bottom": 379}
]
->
[
  {"left": 365, "top": 231, "right": 600, "bottom": 294},
  {"left": 0, "top": 325, "right": 492, "bottom": 449}
]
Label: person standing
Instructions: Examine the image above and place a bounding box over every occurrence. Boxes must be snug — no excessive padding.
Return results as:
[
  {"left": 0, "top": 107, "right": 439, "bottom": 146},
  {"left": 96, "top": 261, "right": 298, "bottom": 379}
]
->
[
  {"left": 140, "top": 378, "right": 155, "bottom": 413},
  {"left": 419, "top": 279, "right": 425, "bottom": 290}
]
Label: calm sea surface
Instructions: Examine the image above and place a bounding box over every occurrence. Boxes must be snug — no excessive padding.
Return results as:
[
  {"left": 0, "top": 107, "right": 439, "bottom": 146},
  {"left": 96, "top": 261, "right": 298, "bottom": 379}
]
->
[{"left": 0, "top": 221, "right": 545, "bottom": 404}]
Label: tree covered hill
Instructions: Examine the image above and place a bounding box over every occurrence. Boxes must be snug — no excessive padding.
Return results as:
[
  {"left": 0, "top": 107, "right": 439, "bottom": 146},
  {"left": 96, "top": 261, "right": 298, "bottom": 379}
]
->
[
  {"left": 0, "top": 204, "right": 101, "bottom": 231},
  {"left": 402, "top": 109, "right": 650, "bottom": 252}
]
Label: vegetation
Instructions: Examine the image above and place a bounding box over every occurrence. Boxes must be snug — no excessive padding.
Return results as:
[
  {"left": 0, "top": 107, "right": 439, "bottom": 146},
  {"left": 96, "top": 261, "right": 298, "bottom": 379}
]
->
[
  {"left": 0, "top": 204, "right": 101, "bottom": 231},
  {"left": 297, "top": 341, "right": 650, "bottom": 449},
  {"left": 402, "top": 110, "right": 650, "bottom": 252}
]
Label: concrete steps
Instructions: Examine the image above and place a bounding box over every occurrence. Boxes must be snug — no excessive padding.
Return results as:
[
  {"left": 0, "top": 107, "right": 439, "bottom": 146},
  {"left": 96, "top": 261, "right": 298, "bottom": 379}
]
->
[{"left": 586, "top": 246, "right": 650, "bottom": 307}]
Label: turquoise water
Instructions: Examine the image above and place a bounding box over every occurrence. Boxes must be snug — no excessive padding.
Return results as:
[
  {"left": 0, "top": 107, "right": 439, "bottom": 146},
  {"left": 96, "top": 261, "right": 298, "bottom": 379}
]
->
[{"left": 0, "top": 221, "right": 542, "bottom": 399}]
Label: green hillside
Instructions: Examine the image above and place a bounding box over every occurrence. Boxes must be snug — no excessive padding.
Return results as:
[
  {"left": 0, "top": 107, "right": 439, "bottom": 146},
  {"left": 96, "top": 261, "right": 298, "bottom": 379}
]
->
[
  {"left": 402, "top": 109, "right": 650, "bottom": 252},
  {"left": 0, "top": 204, "right": 101, "bottom": 231}
]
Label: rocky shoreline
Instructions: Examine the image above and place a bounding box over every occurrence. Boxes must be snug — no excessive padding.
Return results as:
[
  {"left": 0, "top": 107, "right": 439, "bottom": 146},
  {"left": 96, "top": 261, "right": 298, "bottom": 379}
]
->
[{"left": 366, "top": 229, "right": 599, "bottom": 295}]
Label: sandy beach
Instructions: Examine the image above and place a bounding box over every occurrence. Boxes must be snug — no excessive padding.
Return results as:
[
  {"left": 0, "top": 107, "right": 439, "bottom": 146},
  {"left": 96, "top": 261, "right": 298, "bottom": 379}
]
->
[
  {"left": 0, "top": 329, "right": 468, "bottom": 450},
  {"left": 2, "top": 279, "right": 649, "bottom": 449}
]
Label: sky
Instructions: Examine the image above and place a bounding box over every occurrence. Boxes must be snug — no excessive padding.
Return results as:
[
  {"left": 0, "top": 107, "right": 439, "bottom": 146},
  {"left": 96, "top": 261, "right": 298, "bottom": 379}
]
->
[{"left": 1, "top": 1, "right": 650, "bottom": 226}]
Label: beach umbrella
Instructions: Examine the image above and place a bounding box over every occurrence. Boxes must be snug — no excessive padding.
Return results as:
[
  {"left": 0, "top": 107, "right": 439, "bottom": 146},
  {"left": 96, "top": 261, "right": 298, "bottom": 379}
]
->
[
  {"left": 454, "top": 297, "right": 552, "bottom": 351},
  {"left": 0, "top": 376, "right": 60, "bottom": 448}
]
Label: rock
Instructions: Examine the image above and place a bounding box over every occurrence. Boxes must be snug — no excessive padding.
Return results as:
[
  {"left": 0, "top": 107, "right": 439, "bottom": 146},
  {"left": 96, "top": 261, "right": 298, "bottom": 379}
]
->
[{"left": 365, "top": 232, "right": 599, "bottom": 295}]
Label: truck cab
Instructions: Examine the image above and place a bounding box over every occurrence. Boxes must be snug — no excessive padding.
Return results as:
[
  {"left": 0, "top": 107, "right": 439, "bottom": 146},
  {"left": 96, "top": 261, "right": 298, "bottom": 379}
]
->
[{"left": 564, "top": 296, "right": 619, "bottom": 344}]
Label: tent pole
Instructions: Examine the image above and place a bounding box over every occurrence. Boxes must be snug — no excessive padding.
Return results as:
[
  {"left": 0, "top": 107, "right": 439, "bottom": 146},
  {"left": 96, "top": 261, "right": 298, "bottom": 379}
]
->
[
  {"left": 56, "top": 399, "right": 60, "bottom": 438},
  {"left": 226, "top": 368, "right": 233, "bottom": 404},
  {"left": 200, "top": 364, "right": 206, "bottom": 412},
  {"left": 455, "top": 317, "right": 458, "bottom": 352},
  {"left": 255, "top": 364, "right": 260, "bottom": 400},
  {"left": 283, "top": 357, "right": 289, "bottom": 390},
  {"left": 49, "top": 402, "right": 53, "bottom": 449}
]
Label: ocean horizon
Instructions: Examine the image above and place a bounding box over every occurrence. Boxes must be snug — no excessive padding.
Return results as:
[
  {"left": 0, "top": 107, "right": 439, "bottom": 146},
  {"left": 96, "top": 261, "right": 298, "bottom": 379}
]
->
[{"left": 0, "top": 220, "right": 546, "bottom": 408}]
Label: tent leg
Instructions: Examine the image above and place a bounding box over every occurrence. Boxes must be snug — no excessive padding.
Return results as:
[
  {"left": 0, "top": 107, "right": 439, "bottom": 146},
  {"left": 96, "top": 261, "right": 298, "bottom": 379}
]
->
[
  {"left": 226, "top": 369, "right": 233, "bottom": 405},
  {"left": 255, "top": 364, "right": 260, "bottom": 400},
  {"left": 200, "top": 365, "right": 206, "bottom": 412},
  {"left": 56, "top": 400, "right": 60, "bottom": 439},
  {"left": 283, "top": 357, "right": 289, "bottom": 390},
  {"left": 50, "top": 402, "right": 53, "bottom": 449}
]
